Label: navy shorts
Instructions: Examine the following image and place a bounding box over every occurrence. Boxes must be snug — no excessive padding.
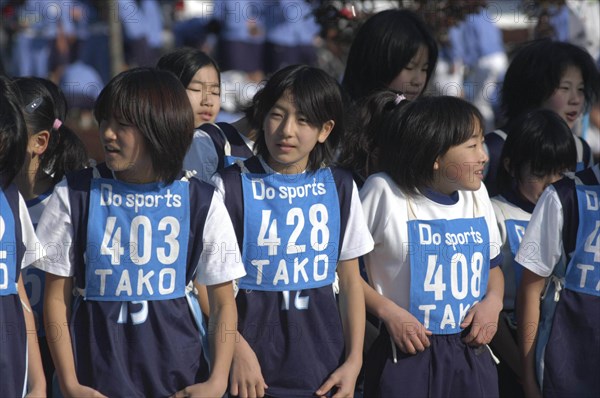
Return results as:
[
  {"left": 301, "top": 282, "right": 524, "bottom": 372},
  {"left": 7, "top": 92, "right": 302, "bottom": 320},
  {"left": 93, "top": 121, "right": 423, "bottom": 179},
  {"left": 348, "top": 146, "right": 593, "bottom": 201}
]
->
[
  {"left": 365, "top": 326, "right": 499, "bottom": 398},
  {"left": 542, "top": 289, "right": 600, "bottom": 397}
]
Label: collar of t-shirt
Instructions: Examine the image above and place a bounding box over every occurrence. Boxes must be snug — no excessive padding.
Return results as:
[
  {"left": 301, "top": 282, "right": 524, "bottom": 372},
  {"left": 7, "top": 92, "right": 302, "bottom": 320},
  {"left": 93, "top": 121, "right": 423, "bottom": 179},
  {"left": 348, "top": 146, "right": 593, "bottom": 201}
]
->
[
  {"left": 258, "top": 156, "right": 308, "bottom": 175},
  {"left": 502, "top": 186, "right": 535, "bottom": 214},
  {"left": 422, "top": 187, "right": 460, "bottom": 205}
]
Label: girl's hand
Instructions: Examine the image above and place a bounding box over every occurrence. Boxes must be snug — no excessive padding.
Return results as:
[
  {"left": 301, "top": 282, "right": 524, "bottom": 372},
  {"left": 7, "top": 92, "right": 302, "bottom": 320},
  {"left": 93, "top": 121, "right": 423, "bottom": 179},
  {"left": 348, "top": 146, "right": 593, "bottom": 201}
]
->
[
  {"left": 460, "top": 296, "right": 502, "bottom": 346},
  {"left": 381, "top": 304, "right": 432, "bottom": 354},
  {"left": 229, "top": 340, "right": 268, "bottom": 398},
  {"left": 315, "top": 360, "right": 361, "bottom": 398},
  {"left": 62, "top": 383, "right": 107, "bottom": 398},
  {"left": 170, "top": 379, "right": 227, "bottom": 398}
]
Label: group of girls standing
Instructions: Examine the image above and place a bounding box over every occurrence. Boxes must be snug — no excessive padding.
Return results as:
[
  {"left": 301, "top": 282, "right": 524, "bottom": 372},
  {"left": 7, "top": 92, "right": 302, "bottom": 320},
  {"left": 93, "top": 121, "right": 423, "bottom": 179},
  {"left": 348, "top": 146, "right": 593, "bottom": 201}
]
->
[{"left": 1, "top": 6, "right": 599, "bottom": 398}]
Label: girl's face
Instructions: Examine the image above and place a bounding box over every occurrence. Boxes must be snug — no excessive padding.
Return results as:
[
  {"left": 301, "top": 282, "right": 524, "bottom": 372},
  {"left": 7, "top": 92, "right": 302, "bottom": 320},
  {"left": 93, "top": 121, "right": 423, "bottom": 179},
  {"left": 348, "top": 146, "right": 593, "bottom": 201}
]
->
[
  {"left": 542, "top": 65, "right": 584, "bottom": 129},
  {"left": 517, "top": 168, "right": 564, "bottom": 204},
  {"left": 263, "top": 91, "right": 333, "bottom": 174},
  {"left": 388, "top": 45, "right": 429, "bottom": 100},
  {"left": 100, "top": 116, "right": 155, "bottom": 183},
  {"left": 432, "top": 125, "right": 488, "bottom": 195},
  {"left": 186, "top": 65, "right": 221, "bottom": 127}
]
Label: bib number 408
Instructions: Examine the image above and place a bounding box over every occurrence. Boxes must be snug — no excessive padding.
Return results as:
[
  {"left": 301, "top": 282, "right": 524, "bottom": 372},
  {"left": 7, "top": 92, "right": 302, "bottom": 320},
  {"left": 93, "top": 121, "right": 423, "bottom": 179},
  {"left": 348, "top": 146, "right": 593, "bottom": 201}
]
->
[{"left": 424, "top": 253, "right": 484, "bottom": 301}]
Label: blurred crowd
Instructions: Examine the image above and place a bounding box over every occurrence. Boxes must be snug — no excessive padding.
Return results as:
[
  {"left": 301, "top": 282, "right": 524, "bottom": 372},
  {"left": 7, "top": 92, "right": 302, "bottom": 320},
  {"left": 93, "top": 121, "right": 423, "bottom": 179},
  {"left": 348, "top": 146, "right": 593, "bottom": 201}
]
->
[{"left": 1, "top": 0, "right": 599, "bottom": 157}]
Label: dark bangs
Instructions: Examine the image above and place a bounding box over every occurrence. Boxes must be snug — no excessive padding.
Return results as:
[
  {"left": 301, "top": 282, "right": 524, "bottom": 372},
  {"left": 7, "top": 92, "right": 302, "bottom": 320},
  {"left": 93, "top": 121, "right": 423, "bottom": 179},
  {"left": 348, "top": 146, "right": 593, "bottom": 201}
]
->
[
  {"left": 342, "top": 9, "right": 438, "bottom": 102},
  {"left": 252, "top": 65, "right": 344, "bottom": 171},
  {"left": 500, "top": 109, "right": 576, "bottom": 191},
  {"left": 156, "top": 48, "right": 221, "bottom": 87},
  {"left": 95, "top": 68, "right": 194, "bottom": 183},
  {"left": 501, "top": 39, "right": 600, "bottom": 121},
  {"left": 378, "top": 96, "right": 483, "bottom": 195}
]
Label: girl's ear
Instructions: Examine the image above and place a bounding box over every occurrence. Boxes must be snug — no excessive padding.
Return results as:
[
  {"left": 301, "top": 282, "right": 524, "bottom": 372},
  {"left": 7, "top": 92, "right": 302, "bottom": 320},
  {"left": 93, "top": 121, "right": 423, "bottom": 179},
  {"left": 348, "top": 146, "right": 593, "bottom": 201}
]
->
[
  {"left": 433, "top": 157, "right": 440, "bottom": 171},
  {"left": 317, "top": 120, "right": 335, "bottom": 143},
  {"left": 31, "top": 130, "right": 50, "bottom": 155}
]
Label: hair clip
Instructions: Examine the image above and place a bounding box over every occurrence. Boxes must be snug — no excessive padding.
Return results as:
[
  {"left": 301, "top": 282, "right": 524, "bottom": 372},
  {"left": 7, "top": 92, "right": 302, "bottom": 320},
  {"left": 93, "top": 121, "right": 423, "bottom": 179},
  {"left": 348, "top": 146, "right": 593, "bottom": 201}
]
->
[
  {"left": 53, "top": 118, "right": 62, "bottom": 130},
  {"left": 394, "top": 93, "right": 407, "bottom": 105},
  {"left": 24, "top": 97, "right": 43, "bottom": 114}
]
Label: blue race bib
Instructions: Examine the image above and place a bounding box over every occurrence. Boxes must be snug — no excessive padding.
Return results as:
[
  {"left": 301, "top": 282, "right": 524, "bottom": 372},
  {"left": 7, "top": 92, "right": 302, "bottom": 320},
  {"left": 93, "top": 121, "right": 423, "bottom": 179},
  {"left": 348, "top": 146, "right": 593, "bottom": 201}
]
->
[
  {"left": 505, "top": 219, "right": 528, "bottom": 290},
  {"left": 564, "top": 185, "right": 600, "bottom": 296},
  {"left": 408, "top": 217, "right": 490, "bottom": 334},
  {"left": 0, "top": 189, "right": 18, "bottom": 296},
  {"left": 240, "top": 169, "right": 340, "bottom": 291},
  {"left": 85, "top": 179, "right": 190, "bottom": 301}
]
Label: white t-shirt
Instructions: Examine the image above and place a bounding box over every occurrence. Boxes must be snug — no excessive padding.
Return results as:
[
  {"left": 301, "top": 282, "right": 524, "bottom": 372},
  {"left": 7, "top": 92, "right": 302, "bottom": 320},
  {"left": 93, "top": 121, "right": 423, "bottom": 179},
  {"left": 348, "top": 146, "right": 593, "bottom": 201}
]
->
[
  {"left": 516, "top": 164, "right": 600, "bottom": 278},
  {"left": 491, "top": 194, "right": 533, "bottom": 310},
  {"left": 360, "top": 172, "right": 503, "bottom": 310},
  {"left": 183, "top": 127, "right": 255, "bottom": 183},
  {"left": 34, "top": 177, "right": 246, "bottom": 286},
  {"left": 515, "top": 186, "right": 566, "bottom": 278},
  {"left": 10, "top": 191, "right": 42, "bottom": 269}
]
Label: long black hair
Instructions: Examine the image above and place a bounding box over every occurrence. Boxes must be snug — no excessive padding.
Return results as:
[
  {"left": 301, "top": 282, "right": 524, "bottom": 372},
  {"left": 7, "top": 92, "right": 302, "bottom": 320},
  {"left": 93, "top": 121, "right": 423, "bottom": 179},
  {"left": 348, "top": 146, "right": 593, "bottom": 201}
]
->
[
  {"left": 0, "top": 76, "right": 28, "bottom": 187},
  {"left": 13, "top": 77, "right": 89, "bottom": 183}
]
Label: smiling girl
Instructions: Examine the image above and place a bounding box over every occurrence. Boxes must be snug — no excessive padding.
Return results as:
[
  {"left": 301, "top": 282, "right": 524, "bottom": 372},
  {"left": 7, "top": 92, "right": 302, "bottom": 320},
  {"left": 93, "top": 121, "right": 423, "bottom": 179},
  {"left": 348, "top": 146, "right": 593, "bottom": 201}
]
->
[{"left": 360, "top": 96, "right": 504, "bottom": 398}]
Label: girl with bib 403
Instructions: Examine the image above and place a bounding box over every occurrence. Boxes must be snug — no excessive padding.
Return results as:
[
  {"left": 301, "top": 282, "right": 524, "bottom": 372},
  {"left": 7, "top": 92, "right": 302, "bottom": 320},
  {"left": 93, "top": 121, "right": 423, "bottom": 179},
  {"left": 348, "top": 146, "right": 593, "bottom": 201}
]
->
[{"left": 34, "top": 68, "right": 245, "bottom": 398}]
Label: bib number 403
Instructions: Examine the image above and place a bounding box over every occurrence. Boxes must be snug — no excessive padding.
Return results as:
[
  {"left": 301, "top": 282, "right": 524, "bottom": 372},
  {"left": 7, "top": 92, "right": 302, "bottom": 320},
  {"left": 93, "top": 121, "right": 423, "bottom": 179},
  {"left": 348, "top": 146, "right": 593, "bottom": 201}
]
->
[{"left": 101, "top": 215, "right": 180, "bottom": 265}]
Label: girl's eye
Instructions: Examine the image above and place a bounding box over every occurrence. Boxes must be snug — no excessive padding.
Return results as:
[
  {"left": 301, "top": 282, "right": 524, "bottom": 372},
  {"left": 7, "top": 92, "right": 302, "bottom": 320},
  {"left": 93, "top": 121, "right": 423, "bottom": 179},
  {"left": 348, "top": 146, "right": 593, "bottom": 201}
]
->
[{"left": 187, "top": 87, "right": 202, "bottom": 93}]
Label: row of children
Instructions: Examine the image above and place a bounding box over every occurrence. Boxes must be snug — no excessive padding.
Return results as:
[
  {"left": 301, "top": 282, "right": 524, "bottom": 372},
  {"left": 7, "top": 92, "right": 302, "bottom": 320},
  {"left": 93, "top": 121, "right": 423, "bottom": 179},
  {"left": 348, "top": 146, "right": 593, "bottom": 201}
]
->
[{"left": 2, "top": 7, "right": 599, "bottom": 398}]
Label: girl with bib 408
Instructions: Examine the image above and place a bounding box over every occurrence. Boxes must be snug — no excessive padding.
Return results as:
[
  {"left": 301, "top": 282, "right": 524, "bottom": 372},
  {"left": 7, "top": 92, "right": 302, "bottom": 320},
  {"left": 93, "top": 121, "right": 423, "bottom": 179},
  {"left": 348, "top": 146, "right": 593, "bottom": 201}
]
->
[{"left": 360, "top": 95, "right": 504, "bottom": 398}]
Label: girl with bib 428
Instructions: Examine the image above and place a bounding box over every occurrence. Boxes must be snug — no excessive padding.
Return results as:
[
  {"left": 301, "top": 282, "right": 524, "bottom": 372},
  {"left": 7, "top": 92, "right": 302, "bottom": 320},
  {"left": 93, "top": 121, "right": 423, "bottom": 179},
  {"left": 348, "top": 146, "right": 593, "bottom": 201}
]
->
[
  {"left": 213, "top": 65, "right": 374, "bottom": 398},
  {"left": 360, "top": 96, "right": 504, "bottom": 398},
  {"left": 34, "top": 68, "right": 245, "bottom": 398}
]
